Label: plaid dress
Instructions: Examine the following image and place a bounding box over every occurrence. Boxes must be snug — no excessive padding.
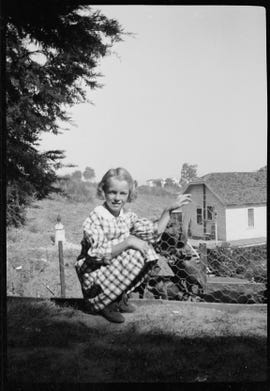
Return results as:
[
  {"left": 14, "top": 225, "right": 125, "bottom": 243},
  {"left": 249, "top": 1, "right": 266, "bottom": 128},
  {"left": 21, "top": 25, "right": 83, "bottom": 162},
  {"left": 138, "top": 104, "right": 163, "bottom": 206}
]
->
[{"left": 75, "top": 204, "right": 161, "bottom": 311}]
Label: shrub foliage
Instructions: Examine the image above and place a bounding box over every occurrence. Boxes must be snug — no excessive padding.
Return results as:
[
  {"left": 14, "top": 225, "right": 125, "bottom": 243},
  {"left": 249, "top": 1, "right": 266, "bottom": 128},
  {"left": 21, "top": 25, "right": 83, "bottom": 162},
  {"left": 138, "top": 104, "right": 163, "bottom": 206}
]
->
[{"left": 55, "top": 176, "right": 97, "bottom": 203}]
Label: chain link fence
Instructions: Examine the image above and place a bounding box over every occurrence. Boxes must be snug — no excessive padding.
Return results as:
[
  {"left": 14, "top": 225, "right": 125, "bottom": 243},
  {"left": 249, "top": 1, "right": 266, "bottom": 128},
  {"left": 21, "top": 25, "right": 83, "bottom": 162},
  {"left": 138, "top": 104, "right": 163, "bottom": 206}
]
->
[
  {"left": 7, "top": 212, "right": 267, "bottom": 305},
  {"left": 134, "top": 215, "right": 267, "bottom": 304}
]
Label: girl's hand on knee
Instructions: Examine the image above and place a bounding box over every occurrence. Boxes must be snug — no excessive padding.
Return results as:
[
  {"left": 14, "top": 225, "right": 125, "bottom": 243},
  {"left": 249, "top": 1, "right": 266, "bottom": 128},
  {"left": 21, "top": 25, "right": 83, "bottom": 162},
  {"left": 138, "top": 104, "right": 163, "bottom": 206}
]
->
[
  {"left": 167, "top": 193, "right": 192, "bottom": 213},
  {"left": 127, "top": 235, "right": 149, "bottom": 258}
]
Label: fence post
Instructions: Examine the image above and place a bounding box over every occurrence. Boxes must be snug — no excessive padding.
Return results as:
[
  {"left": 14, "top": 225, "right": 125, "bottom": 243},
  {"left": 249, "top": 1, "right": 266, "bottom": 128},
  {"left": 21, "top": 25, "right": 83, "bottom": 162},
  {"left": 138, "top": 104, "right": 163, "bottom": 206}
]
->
[
  {"left": 58, "top": 241, "right": 66, "bottom": 298},
  {"left": 214, "top": 212, "right": 218, "bottom": 244},
  {"left": 199, "top": 243, "right": 208, "bottom": 285},
  {"left": 55, "top": 214, "right": 66, "bottom": 246},
  {"left": 55, "top": 215, "right": 66, "bottom": 298}
]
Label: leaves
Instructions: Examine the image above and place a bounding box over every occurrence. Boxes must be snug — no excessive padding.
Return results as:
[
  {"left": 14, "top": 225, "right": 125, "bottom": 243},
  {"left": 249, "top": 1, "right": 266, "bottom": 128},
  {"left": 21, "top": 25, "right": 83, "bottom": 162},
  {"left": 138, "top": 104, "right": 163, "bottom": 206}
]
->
[
  {"left": 6, "top": 1, "right": 125, "bottom": 225},
  {"left": 179, "top": 163, "right": 198, "bottom": 188},
  {"left": 83, "top": 167, "right": 95, "bottom": 181}
]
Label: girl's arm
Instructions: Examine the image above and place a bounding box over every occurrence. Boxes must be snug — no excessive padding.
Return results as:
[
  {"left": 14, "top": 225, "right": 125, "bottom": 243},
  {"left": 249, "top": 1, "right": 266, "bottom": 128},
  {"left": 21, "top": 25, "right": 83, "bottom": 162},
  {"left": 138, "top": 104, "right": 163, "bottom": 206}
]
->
[
  {"left": 83, "top": 213, "right": 112, "bottom": 262},
  {"left": 110, "top": 194, "right": 192, "bottom": 260},
  {"left": 110, "top": 236, "right": 150, "bottom": 259},
  {"left": 157, "top": 193, "right": 192, "bottom": 234},
  {"left": 128, "top": 194, "right": 191, "bottom": 244},
  {"left": 83, "top": 211, "right": 150, "bottom": 263}
]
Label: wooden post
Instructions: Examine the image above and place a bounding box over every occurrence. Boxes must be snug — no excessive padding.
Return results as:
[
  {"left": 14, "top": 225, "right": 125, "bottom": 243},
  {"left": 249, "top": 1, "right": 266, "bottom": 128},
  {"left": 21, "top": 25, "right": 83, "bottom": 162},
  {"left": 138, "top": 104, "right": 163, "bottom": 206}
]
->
[
  {"left": 199, "top": 243, "right": 208, "bottom": 287},
  {"left": 214, "top": 211, "right": 218, "bottom": 244},
  {"left": 55, "top": 215, "right": 66, "bottom": 297},
  {"left": 55, "top": 214, "right": 66, "bottom": 246},
  {"left": 58, "top": 240, "right": 66, "bottom": 298},
  {"left": 171, "top": 210, "right": 182, "bottom": 236},
  {"left": 203, "top": 184, "right": 207, "bottom": 237}
]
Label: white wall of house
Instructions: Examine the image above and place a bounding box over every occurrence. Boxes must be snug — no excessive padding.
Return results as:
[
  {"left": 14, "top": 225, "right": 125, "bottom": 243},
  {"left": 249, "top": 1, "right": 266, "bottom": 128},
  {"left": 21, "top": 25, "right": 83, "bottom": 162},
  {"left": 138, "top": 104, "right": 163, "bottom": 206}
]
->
[{"left": 225, "top": 205, "right": 266, "bottom": 240}]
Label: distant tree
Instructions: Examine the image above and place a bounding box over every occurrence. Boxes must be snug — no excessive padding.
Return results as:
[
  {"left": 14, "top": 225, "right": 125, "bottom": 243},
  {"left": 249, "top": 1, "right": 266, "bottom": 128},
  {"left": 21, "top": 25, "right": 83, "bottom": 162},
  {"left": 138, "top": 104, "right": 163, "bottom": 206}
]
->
[
  {"left": 165, "top": 178, "right": 175, "bottom": 187},
  {"left": 71, "top": 170, "right": 82, "bottom": 181},
  {"left": 83, "top": 167, "right": 95, "bottom": 182},
  {"left": 6, "top": 0, "right": 125, "bottom": 225},
  {"left": 179, "top": 163, "right": 198, "bottom": 188},
  {"left": 164, "top": 178, "right": 180, "bottom": 190}
]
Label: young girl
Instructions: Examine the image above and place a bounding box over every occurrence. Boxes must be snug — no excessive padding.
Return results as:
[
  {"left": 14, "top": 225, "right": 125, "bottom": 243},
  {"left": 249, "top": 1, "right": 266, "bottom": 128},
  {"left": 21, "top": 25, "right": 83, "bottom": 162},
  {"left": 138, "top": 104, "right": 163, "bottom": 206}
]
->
[{"left": 75, "top": 167, "right": 191, "bottom": 323}]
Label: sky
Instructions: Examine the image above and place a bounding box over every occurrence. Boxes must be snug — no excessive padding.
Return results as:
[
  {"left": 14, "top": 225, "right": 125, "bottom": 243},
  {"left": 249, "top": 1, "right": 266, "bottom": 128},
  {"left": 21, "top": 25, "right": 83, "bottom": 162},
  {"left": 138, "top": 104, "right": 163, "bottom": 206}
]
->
[{"left": 39, "top": 5, "right": 267, "bottom": 185}]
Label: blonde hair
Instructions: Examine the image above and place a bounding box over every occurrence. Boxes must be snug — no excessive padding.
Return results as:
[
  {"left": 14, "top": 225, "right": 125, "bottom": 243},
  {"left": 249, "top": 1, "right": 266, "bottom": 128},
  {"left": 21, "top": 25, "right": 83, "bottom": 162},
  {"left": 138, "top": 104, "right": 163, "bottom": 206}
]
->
[{"left": 97, "top": 167, "right": 137, "bottom": 202}]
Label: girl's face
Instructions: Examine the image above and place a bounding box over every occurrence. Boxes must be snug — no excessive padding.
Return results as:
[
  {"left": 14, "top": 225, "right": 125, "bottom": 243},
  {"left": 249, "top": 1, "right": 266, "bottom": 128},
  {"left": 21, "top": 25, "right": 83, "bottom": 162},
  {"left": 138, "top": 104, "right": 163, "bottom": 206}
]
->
[{"left": 104, "top": 177, "right": 130, "bottom": 216}]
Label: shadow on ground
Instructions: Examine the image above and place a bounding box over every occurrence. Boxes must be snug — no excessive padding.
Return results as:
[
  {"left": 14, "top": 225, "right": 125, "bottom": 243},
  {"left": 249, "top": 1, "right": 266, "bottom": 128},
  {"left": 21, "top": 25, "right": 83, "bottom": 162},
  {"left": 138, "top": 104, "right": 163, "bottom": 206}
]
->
[{"left": 6, "top": 297, "right": 267, "bottom": 383}]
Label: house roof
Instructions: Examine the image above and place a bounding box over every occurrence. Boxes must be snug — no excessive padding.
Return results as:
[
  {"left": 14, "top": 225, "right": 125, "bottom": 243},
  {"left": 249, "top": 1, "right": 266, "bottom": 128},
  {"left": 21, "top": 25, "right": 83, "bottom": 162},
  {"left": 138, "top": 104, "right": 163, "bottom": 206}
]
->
[{"left": 183, "top": 171, "right": 267, "bottom": 206}]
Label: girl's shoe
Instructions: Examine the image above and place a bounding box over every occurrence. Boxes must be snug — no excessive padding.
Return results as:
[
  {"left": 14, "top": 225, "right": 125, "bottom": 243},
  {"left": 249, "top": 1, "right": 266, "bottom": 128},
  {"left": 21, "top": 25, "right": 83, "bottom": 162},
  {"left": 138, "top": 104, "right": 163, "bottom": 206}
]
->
[
  {"left": 99, "top": 302, "right": 125, "bottom": 323},
  {"left": 117, "top": 293, "right": 136, "bottom": 313}
]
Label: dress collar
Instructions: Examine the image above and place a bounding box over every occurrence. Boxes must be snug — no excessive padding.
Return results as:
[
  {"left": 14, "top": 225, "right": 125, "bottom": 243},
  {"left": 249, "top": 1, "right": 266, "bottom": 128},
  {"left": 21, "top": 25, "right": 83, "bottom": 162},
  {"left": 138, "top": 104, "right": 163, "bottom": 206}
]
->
[{"left": 95, "top": 204, "right": 124, "bottom": 220}]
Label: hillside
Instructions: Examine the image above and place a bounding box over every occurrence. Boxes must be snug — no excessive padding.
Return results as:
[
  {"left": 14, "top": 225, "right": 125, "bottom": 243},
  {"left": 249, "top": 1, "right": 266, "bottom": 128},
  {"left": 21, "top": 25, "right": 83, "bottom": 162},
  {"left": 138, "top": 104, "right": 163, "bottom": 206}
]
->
[{"left": 6, "top": 190, "right": 175, "bottom": 298}]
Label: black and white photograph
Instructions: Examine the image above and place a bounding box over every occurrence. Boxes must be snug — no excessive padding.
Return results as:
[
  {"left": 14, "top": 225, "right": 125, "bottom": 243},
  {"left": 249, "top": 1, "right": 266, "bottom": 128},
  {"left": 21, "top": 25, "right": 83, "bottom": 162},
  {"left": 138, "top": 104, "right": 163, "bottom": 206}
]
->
[{"left": 4, "top": 0, "right": 267, "bottom": 385}]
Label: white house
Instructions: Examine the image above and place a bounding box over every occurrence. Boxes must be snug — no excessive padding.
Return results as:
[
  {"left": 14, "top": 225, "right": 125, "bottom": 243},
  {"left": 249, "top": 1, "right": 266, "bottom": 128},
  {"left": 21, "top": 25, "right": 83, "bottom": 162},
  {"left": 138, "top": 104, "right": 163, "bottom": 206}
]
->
[
  {"left": 146, "top": 178, "right": 166, "bottom": 187},
  {"left": 181, "top": 171, "right": 266, "bottom": 242},
  {"left": 146, "top": 177, "right": 179, "bottom": 188},
  {"left": 146, "top": 179, "right": 155, "bottom": 187}
]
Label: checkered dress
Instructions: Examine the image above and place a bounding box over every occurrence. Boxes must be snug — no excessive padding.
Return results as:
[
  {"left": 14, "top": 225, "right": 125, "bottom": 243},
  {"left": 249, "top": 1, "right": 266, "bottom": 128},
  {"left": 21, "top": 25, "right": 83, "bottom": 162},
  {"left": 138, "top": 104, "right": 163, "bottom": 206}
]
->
[{"left": 75, "top": 204, "right": 161, "bottom": 311}]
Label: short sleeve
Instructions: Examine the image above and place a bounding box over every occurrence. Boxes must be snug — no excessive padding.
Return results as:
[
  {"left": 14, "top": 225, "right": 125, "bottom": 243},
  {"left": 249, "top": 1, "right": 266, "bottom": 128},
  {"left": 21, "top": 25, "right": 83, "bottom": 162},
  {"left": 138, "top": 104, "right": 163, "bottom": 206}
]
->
[
  {"left": 83, "top": 212, "right": 112, "bottom": 262},
  {"left": 129, "top": 212, "right": 161, "bottom": 243}
]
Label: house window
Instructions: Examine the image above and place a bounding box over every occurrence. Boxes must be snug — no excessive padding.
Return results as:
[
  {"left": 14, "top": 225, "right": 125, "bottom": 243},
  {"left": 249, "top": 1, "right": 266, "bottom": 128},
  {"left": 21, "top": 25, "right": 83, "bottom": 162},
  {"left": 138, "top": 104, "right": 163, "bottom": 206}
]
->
[
  {"left": 207, "top": 206, "right": 214, "bottom": 221},
  {"left": 197, "top": 208, "right": 202, "bottom": 225},
  {"left": 248, "top": 208, "right": 254, "bottom": 228}
]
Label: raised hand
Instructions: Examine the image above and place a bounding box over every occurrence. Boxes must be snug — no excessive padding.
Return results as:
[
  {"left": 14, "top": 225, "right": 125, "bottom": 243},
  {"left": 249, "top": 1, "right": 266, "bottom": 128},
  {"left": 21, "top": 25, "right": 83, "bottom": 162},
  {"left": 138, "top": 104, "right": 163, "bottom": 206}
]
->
[{"left": 167, "top": 193, "right": 192, "bottom": 213}]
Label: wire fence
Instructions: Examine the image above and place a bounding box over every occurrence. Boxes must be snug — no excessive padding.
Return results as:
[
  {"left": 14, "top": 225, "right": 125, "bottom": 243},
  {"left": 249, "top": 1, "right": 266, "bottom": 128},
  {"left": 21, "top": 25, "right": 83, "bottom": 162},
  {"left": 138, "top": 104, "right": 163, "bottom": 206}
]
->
[
  {"left": 7, "top": 215, "right": 267, "bottom": 305},
  {"left": 134, "top": 216, "right": 267, "bottom": 304}
]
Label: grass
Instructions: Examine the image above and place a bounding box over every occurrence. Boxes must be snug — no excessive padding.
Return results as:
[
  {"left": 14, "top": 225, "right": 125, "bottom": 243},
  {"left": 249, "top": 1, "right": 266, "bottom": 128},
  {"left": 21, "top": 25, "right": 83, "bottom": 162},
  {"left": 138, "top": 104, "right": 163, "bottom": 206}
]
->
[
  {"left": 7, "top": 193, "right": 267, "bottom": 304},
  {"left": 7, "top": 298, "right": 267, "bottom": 383},
  {"left": 7, "top": 190, "right": 175, "bottom": 245},
  {"left": 7, "top": 245, "right": 82, "bottom": 298},
  {"left": 6, "top": 192, "right": 268, "bottom": 383},
  {"left": 6, "top": 192, "right": 175, "bottom": 298}
]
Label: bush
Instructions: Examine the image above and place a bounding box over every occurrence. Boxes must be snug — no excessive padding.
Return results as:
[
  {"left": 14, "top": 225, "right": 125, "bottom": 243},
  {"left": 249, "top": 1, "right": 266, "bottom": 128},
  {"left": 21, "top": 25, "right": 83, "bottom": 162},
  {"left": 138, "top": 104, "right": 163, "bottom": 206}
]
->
[
  {"left": 7, "top": 176, "right": 62, "bottom": 227},
  {"left": 138, "top": 186, "right": 177, "bottom": 197},
  {"left": 7, "top": 181, "right": 34, "bottom": 227},
  {"left": 55, "top": 177, "right": 96, "bottom": 202},
  {"left": 207, "top": 244, "right": 267, "bottom": 283}
]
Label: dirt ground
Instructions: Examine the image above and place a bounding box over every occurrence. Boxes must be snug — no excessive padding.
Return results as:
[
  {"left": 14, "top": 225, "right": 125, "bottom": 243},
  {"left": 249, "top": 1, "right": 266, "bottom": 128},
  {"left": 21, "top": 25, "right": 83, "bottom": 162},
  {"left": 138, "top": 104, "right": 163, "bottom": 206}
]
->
[{"left": 6, "top": 297, "right": 267, "bottom": 384}]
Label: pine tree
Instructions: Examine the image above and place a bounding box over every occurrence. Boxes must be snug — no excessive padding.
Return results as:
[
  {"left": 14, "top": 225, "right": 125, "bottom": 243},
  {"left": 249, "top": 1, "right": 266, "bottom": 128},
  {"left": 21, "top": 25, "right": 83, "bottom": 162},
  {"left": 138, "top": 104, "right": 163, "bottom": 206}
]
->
[{"left": 5, "top": 0, "right": 125, "bottom": 225}]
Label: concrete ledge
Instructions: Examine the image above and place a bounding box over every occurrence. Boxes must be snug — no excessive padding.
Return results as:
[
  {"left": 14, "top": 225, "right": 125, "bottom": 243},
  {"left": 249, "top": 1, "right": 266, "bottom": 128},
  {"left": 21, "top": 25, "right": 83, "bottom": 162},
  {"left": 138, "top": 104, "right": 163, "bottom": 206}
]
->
[
  {"left": 7, "top": 296, "right": 267, "bottom": 314},
  {"left": 207, "top": 276, "right": 258, "bottom": 285}
]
